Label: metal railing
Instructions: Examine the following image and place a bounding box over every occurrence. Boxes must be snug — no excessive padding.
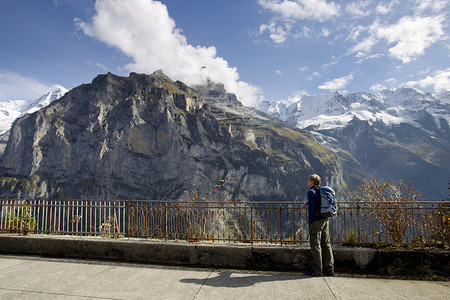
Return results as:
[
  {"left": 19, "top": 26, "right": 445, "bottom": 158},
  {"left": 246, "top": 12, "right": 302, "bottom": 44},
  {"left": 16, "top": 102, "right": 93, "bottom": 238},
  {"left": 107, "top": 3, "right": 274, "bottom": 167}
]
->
[{"left": 0, "top": 199, "right": 448, "bottom": 246}]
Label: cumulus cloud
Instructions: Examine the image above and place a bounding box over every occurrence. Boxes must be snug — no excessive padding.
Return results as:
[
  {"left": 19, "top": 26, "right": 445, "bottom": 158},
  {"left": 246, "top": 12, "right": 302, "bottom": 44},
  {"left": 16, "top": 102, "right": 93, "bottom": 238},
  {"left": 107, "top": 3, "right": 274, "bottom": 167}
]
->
[
  {"left": 401, "top": 69, "right": 450, "bottom": 93},
  {"left": 0, "top": 70, "right": 56, "bottom": 100},
  {"left": 349, "top": 14, "right": 446, "bottom": 64},
  {"left": 374, "top": 15, "right": 446, "bottom": 63},
  {"left": 318, "top": 74, "right": 353, "bottom": 90},
  {"left": 75, "top": 0, "right": 261, "bottom": 106}
]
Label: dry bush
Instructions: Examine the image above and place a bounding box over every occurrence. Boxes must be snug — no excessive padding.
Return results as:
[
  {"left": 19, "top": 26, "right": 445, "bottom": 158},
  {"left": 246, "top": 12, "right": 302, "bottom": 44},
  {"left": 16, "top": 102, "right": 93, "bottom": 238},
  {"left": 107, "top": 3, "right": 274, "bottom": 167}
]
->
[
  {"left": 352, "top": 177, "right": 420, "bottom": 244},
  {"left": 428, "top": 202, "right": 450, "bottom": 246},
  {"left": 1, "top": 201, "right": 37, "bottom": 235}
]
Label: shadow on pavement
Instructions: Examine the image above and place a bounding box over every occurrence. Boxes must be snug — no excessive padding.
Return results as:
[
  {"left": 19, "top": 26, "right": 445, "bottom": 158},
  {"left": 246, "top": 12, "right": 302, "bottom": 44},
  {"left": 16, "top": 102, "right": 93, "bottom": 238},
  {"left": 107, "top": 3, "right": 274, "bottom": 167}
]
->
[{"left": 180, "top": 271, "right": 306, "bottom": 288}]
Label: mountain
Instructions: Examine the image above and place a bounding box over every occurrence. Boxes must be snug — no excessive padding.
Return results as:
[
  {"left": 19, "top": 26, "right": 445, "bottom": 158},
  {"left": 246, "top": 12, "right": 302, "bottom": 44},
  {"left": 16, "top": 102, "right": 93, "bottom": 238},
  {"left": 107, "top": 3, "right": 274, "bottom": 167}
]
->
[
  {"left": 0, "top": 71, "right": 362, "bottom": 201},
  {"left": 257, "top": 89, "right": 450, "bottom": 200},
  {"left": 0, "top": 87, "right": 68, "bottom": 156}
]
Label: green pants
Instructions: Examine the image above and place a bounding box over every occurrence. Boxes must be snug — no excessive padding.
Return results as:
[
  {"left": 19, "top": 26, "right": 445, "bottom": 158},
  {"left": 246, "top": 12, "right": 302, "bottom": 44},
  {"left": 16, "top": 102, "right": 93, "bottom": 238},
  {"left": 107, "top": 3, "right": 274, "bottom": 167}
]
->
[{"left": 309, "top": 218, "right": 334, "bottom": 273}]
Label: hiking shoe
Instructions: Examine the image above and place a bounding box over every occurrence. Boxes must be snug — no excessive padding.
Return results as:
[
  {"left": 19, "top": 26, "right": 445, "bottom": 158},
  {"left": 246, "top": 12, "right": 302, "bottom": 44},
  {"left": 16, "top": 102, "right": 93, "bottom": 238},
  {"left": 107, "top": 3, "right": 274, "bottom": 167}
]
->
[{"left": 305, "top": 271, "right": 323, "bottom": 277}]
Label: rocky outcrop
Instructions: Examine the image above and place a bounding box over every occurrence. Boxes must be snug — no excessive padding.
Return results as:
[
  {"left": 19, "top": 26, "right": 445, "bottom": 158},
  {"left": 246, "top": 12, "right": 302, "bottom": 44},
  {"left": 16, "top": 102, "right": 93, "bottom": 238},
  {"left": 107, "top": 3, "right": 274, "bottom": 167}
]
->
[
  {"left": 0, "top": 71, "right": 361, "bottom": 201},
  {"left": 0, "top": 87, "right": 68, "bottom": 158}
]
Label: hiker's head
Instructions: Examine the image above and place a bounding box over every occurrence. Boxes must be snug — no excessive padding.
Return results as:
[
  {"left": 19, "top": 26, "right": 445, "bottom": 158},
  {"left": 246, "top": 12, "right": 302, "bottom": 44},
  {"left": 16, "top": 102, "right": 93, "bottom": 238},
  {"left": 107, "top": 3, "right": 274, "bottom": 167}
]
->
[{"left": 308, "top": 174, "right": 321, "bottom": 188}]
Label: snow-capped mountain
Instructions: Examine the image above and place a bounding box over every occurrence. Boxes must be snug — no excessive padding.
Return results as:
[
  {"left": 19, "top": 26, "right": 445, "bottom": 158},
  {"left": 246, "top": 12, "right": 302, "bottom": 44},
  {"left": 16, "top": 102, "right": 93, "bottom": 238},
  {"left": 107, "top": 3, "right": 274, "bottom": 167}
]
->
[
  {"left": 0, "top": 87, "right": 68, "bottom": 157},
  {"left": 258, "top": 88, "right": 450, "bottom": 200},
  {"left": 0, "top": 87, "right": 68, "bottom": 135},
  {"left": 257, "top": 88, "right": 450, "bottom": 132}
]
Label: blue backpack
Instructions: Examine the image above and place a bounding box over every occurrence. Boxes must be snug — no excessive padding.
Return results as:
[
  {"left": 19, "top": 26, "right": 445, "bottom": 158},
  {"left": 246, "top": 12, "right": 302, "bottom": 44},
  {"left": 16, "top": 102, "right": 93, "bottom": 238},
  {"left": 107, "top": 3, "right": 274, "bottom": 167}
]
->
[{"left": 318, "top": 186, "right": 338, "bottom": 218}]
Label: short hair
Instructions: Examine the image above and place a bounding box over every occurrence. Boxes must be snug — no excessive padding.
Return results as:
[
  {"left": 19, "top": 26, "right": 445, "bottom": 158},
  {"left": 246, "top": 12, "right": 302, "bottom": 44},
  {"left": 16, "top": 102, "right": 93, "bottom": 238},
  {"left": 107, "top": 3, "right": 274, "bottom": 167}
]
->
[{"left": 309, "top": 174, "right": 321, "bottom": 185}]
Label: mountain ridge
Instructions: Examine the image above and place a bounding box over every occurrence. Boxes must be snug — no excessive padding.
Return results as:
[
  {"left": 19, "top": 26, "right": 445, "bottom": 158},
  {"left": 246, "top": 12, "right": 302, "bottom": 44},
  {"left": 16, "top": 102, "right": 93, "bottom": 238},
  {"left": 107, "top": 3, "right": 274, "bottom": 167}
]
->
[
  {"left": 0, "top": 71, "right": 360, "bottom": 201},
  {"left": 257, "top": 89, "right": 450, "bottom": 200},
  {"left": 1, "top": 74, "right": 448, "bottom": 200},
  {"left": 257, "top": 88, "right": 450, "bottom": 132},
  {"left": 0, "top": 87, "right": 68, "bottom": 156},
  {"left": 0, "top": 87, "right": 68, "bottom": 135}
]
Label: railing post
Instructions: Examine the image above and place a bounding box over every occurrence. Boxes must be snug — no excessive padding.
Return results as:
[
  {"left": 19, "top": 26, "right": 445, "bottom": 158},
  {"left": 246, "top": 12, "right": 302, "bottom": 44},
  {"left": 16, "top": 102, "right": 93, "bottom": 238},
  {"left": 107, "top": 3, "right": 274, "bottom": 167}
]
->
[
  {"left": 280, "top": 205, "right": 283, "bottom": 245},
  {"left": 250, "top": 204, "right": 253, "bottom": 245},
  {"left": 164, "top": 202, "right": 168, "bottom": 241},
  {"left": 357, "top": 203, "right": 361, "bottom": 243},
  {"left": 126, "top": 201, "right": 131, "bottom": 237}
]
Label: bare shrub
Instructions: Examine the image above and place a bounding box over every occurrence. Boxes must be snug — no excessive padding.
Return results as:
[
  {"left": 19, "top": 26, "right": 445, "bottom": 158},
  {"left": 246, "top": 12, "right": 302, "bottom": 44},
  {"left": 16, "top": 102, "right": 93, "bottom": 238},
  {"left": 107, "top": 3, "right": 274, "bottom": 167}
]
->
[
  {"left": 352, "top": 177, "right": 420, "bottom": 244},
  {"left": 429, "top": 201, "right": 450, "bottom": 246},
  {"left": 1, "top": 200, "right": 37, "bottom": 235}
]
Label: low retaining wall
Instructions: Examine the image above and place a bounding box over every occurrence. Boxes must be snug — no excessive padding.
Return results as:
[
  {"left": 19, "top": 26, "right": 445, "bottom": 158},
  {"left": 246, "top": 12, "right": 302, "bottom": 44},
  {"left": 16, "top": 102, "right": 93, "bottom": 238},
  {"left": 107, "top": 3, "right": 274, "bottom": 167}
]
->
[{"left": 0, "top": 235, "right": 448, "bottom": 277}]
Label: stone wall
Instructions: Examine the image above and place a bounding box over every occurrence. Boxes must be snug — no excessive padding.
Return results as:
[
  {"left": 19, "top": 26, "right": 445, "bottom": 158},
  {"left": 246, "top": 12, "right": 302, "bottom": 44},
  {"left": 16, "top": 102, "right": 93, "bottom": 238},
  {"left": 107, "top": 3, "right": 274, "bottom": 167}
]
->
[{"left": 0, "top": 235, "right": 448, "bottom": 277}]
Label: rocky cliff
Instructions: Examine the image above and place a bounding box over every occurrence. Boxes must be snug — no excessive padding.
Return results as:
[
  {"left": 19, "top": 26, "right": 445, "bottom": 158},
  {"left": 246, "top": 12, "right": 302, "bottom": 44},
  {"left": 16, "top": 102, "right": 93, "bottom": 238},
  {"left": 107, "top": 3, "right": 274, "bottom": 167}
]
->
[
  {"left": 0, "top": 87, "right": 68, "bottom": 156},
  {"left": 0, "top": 71, "right": 361, "bottom": 201}
]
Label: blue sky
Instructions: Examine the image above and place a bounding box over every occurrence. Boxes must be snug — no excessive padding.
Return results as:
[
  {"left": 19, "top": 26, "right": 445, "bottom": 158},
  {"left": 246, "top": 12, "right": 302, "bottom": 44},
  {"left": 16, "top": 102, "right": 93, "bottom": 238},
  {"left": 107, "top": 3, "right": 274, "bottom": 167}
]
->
[{"left": 0, "top": 0, "right": 448, "bottom": 106}]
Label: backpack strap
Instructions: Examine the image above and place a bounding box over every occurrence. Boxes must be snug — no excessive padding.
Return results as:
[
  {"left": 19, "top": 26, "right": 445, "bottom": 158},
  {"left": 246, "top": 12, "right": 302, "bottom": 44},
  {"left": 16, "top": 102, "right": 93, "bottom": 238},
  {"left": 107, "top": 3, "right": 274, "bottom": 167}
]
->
[{"left": 313, "top": 186, "right": 321, "bottom": 216}]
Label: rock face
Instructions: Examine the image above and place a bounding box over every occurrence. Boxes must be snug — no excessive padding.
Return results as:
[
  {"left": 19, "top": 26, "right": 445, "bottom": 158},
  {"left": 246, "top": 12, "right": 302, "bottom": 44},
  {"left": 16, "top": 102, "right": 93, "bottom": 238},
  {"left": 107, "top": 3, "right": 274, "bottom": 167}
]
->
[
  {"left": 0, "top": 87, "right": 68, "bottom": 156},
  {"left": 0, "top": 71, "right": 361, "bottom": 201}
]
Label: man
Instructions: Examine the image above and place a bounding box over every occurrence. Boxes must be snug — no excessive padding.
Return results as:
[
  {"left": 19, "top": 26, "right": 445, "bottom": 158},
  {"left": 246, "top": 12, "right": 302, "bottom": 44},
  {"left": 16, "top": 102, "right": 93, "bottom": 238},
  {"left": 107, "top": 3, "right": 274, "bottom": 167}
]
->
[{"left": 302, "top": 174, "right": 334, "bottom": 276}]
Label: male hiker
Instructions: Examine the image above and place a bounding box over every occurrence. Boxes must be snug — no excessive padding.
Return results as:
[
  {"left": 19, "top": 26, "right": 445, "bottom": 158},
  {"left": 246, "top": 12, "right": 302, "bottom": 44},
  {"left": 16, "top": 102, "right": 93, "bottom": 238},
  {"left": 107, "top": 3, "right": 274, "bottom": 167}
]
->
[{"left": 301, "top": 174, "right": 335, "bottom": 276}]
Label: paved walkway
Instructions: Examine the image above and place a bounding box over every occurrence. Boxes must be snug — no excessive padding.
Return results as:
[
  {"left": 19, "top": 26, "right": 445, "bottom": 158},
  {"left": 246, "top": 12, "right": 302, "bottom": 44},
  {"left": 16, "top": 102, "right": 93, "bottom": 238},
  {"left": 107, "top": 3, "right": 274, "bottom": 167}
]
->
[{"left": 0, "top": 254, "right": 448, "bottom": 299}]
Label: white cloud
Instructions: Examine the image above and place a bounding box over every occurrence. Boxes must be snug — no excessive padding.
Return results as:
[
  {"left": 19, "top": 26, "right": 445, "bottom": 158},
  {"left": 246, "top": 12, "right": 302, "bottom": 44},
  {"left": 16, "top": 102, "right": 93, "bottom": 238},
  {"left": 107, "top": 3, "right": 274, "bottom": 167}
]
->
[
  {"left": 286, "top": 90, "right": 308, "bottom": 103},
  {"left": 385, "top": 78, "right": 397, "bottom": 85},
  {"left": 347, "top": 25, "right": 367, "bottom": 41},
  {"left": 356, "top": 53, "right": 383, "bottom": 64},
  {"left": 257, "top": 0, "right": 340, "bottom": 22},
  {"left": 257, "top": 0, "right": 340, "bottom": 43},
  {"left": 306, "top": 71, "right": 320, "bottom": 82},
  {"left": 349, "top": 14, "right": 446, "bottom": 64},
  {"left": 414, "top": 0, "right": 448, "bottom": 14},
  {"left": 302, "top": 26, "right": 311, "bottom": 38},
  {"left": 401, "top": 69, "right": 450, "bottom": 93},
  {"left": 321, "top": 28, "right": 330, "bottom": 37},
  {"left": 374, "top": 15, "right": 446, "bottom": 63},
  {"left": 260, "top": 22, "right": 291, "bottom": 44},
  {"left": 370, "top": 83, "right": 386, "bottom": 92},
  {"left": 318, "top": 74, "right": 353, "bottom": 90},
  {"left": 0, "top": 70, "right": 56, "bottom": 101},
  {"left": 321, "top": 60, "right": 338, "bottom": 70},
  {"left": 346, "top": 1, "right": 371, "bottom": 18},
  {"left": 349, "top": 36, "right": 377, "bottom": 55},
  {"left": 376, "top": 1, "right": 399, "bottom": 15},
  {"left": 75, "top": 0, "right": 261, "bottom": 106}
]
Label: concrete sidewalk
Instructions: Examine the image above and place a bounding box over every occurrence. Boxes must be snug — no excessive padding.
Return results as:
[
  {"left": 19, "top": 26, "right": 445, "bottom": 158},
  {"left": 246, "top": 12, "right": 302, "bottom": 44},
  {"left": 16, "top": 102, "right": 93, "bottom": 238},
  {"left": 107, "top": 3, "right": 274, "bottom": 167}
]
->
[{"left": 0, "top": 254, "right": 448, "bottom": 300}]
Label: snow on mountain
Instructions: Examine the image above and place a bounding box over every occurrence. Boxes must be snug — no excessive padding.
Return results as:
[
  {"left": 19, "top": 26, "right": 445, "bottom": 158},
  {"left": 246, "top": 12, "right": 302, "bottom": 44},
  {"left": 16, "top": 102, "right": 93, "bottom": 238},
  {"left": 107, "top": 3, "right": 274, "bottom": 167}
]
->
[
  {"left": 435, "top": 91, "right": 450, "bottom": 104},
  {"left": 0, "top": 87, "right": 68, "bottom": 135},
  {"left": 257, "top": 88, "right": 450, "bottom": 132}
]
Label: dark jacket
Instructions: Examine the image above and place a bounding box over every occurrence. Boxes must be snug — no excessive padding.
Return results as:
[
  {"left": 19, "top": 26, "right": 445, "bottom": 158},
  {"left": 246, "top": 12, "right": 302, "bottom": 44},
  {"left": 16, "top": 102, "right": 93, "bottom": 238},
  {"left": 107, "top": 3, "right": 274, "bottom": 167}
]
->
[{"left": 307, "top": 185, "right": 325, "bottom": 224}]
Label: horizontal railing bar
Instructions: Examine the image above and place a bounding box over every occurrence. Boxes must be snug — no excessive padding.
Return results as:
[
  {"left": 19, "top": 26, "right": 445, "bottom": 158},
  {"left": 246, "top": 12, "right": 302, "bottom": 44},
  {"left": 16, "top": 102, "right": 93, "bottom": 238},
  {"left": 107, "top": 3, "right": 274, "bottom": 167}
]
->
[
  {"left": 1, "top": 199, "right": 443, "bottom": 204},
  {"left": 1, "top": 199, "right": 448, "bottom": 246}
]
